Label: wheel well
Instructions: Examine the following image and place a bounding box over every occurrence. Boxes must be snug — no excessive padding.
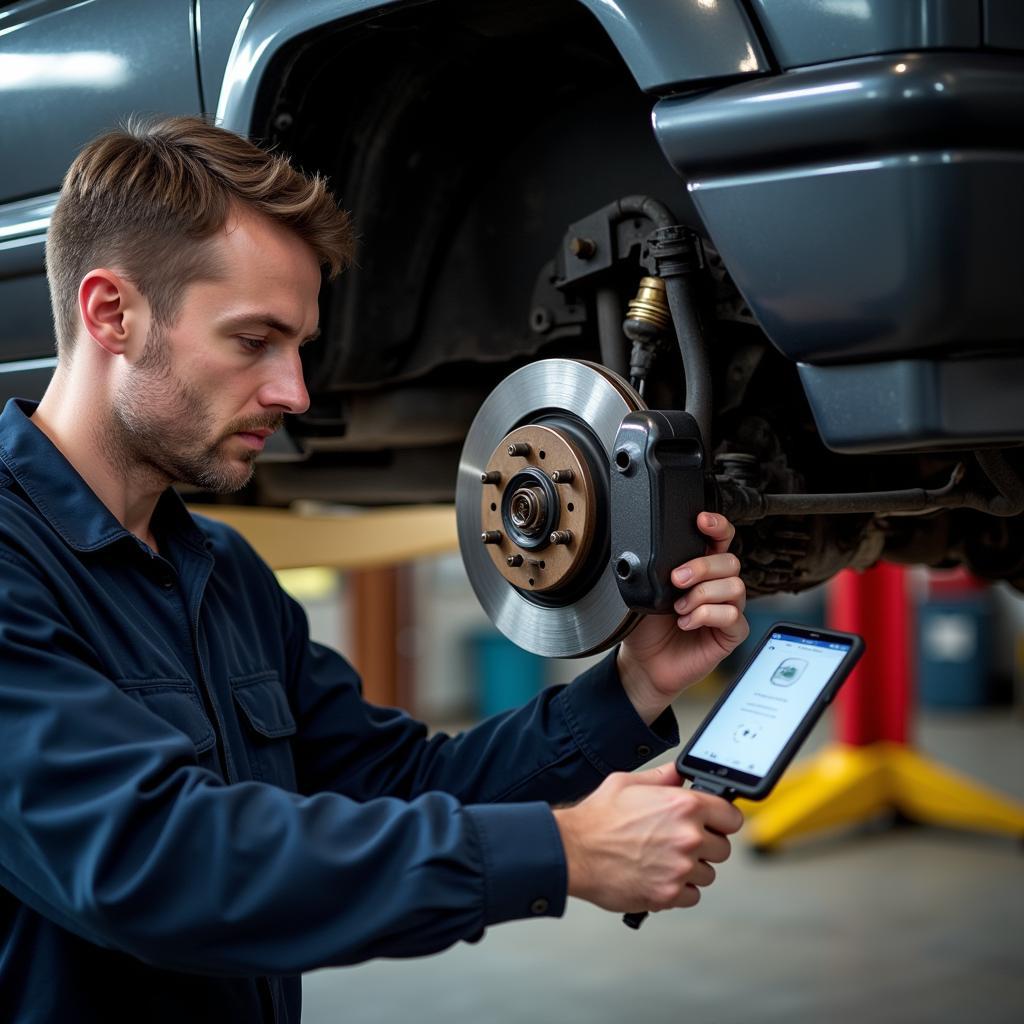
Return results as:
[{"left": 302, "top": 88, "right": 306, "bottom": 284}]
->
[{"left": 250, "top": 0, "right": 698, "bottom": 399}]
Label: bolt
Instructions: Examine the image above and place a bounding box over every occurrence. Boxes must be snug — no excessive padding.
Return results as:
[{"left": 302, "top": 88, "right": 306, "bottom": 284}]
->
[
  {"left": 273, "top": 111, "right": 294, "bottom": 133},
  {"left": 530, "top": 307, "right": 553, "bottom": 334},
  {"left": 550, "top": 530, "right": 573, "bottom": 545},
  {"left": 508, "top": 442, "right": 531, "bottom": 457},
  {"left": 481, "top": 531, "right": 502, "bottom": 544},
  {"left": 551, "top": 469, "right": 575, "bottom": 484},
  {"left": 569, "top": 237, "right": 597, "bottom": 260},
  {"left": 480, "top": 470, "right": 501, "bottom": 484},
  {"left": 506, "top": 554, "right": 524, "bottom": 567}
]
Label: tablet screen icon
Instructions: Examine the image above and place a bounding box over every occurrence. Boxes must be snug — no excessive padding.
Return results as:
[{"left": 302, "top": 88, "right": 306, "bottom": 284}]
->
[{"left": 771, "top": 658, "right": 808, "bottom": 686}]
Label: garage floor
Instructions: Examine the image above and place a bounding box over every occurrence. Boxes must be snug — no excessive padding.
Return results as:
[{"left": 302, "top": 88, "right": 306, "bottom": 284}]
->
[{"left": 301, "top": 703, "right": 1024, "bottom": 1024}]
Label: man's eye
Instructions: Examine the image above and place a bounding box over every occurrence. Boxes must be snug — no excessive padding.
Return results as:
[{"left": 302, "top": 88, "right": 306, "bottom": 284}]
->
[{"left": 239, "top": 337, "right": 268, "bottom": 353}]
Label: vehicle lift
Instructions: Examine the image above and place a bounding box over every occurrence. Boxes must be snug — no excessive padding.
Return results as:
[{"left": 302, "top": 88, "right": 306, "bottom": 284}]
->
[{"left": 740, "top": 562, "right": 1024, "bottom": 850}]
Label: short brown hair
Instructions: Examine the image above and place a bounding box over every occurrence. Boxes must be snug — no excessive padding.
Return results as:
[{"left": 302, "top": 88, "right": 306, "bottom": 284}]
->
[{"left": 46, "top": 115, "right": 355, "bottom": 357}]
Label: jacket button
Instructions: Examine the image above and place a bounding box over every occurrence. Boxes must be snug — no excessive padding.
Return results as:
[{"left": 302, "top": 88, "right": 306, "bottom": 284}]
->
[
  {"left": 530, "top": 898, "right": 549, "bottom": 915},
  {"left": 636, "top": 744, "right": 652, "bottom": 759}
]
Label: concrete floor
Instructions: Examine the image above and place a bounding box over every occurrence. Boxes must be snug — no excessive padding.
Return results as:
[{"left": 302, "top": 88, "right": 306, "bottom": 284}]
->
[{"left": 301, "top": 703, "right": 1024, "bottom": 1024}]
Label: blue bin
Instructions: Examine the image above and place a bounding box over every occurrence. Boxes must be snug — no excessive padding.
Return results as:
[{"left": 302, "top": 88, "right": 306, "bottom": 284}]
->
[
  {"left": 917, "top": 596, "right": 992, "bottom": 708},
  {"left": 470, "top": 630, "right": 547, "bottom": 718}
]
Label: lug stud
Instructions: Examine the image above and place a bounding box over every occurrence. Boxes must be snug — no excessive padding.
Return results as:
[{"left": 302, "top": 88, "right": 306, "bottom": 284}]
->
[
  {"left": 481, "top": 531, "right": 502, "bottom": 544},
  {"left": 506, "top": 554, "right": 524, "bottom": 567},
  {"left": 551, "top": 469, "right": 575, "bottom": 483},
  {"left": 481, "top": 470, "right": 501, "bottom": 484},
  {"left": 507, "top": 442, "right": 531, "bottom": 457},
  {"left": 550, "top": 530, "right": 573, "bottom": 545}
]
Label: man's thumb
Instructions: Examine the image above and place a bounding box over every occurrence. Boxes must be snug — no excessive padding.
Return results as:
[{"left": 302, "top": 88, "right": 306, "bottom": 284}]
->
[{"left": 627, "top": 763, "right": 683, "bottom": 787}]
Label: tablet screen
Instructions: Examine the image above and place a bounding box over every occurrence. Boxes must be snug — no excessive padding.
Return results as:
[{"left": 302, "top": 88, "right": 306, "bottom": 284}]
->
[{"left": 685, "top": 629, "right": 852, "bottom": 781}]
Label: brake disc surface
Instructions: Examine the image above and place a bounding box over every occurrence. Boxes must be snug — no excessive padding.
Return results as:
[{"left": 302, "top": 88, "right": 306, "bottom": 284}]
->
[{"left": 456, "top": 359, "right": 644, "bottom": 658}]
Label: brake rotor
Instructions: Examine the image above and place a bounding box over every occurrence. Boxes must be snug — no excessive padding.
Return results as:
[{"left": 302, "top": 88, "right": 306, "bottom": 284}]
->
[{"left": 456, "top": 358, "right": 646, "bottom": 658}]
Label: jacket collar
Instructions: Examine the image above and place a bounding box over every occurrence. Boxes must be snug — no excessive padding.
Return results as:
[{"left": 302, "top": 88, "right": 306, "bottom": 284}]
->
[{"left": 0, "top": 398, "right": 210, "bottom": 555}]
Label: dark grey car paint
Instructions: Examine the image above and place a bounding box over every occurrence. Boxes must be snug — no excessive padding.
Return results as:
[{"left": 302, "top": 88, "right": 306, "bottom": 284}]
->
[
  {"left": 0, "top": 0, "right": 199, "bottom": 202},
  {"left": 798, "top": 358, "right": 1024, "bottom": 455},
  {"left": 653, "top": 52, "right": 1024, "bottom": 364},
  {"left": 0, "top": 0, "right": 199, "bottom": 384},
  {"left": 193, "top": 0, "right": 253, "bottom": 118},
  {"left": 0, "top": 193, "right": 57, "bottom": 364},
  {"left": 750, "top": 0, "right": 982, "bottom": 70}
]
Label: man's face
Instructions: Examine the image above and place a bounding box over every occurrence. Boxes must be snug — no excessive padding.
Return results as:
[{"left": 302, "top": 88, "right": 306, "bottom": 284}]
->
[{"left": 109, "top": 208, "right": 321, "bottom": 492}]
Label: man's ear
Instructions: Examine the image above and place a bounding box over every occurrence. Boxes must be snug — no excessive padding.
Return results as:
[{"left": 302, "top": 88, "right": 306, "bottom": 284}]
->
[{"left": 78, "top": 269, "right": 147, "bottom": 357}]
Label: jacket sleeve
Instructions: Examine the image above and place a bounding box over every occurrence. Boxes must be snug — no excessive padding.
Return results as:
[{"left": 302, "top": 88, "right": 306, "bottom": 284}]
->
[
  {"left": 270, "top": 562, "right": 679, "bottom": 808},
  {"left": 0, "top": 550, "right": 574, "bottom": 974}
]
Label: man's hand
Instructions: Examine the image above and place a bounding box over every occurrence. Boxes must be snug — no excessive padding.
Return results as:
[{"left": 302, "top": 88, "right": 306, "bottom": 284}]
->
[
  {"left": 617, "top": 512, "right": 749, "bottom": 725},
  {"left": 553, "top": 763, "right": 743, "bottom": 913}
]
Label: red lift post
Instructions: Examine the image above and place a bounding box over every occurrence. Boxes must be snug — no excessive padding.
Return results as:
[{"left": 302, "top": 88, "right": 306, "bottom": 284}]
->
[{"left": 741, "top": 563, "right": 1024, "bottom": 849}]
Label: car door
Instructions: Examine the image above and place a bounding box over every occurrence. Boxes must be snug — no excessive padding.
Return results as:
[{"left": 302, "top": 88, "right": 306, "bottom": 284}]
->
[{"left": 0, "top": 0, "right": 201, "bottom": 404}]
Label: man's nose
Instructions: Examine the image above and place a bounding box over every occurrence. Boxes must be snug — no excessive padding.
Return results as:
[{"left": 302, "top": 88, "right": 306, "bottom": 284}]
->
[{"left": 260, "top": 349, "right": 310, "bottom": 415}]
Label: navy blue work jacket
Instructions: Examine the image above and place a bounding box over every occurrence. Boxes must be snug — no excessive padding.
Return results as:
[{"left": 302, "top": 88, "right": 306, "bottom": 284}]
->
[{"left": 0, "top": 399, "right": 678, "bottom": 1023}]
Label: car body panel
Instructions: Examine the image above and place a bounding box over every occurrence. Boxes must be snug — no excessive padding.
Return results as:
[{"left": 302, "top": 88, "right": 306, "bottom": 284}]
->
[
  {"left": 750, "top": 0, "right": 982, "bottom": 70},
  {"left": 574, "top": 0, "right": 768, "bottom": 90},
  {"left": 653, "top": 52, "right": 1024, "bottom": 364},
  {"left": 0, "top": 192, "right": 56, "bottom": 367},
  {"left": 0, "top": 0, "right": 200, "bottom": 201},
  {"left": 214, "top": 0, "right": 767, "bottom": 135},
  {"left": 798, "top": 357, "right": 1024, "bottom": 455},
  {"left": 0, "top": 0, "right": 200, "bottom": 394},
  {"left": 194, "top": 0, "right": 254, "bottom": 114}
]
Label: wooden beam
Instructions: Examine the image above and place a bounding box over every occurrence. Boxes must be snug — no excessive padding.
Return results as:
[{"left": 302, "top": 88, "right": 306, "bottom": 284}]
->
[{"left": 189, "top": 504, "right": 458, "bottom": 571}]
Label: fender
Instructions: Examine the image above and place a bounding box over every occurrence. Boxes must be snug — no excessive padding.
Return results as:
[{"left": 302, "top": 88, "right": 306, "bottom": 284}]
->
[{"left": 215, "top": 0, "right": 767, "bottom": 135}]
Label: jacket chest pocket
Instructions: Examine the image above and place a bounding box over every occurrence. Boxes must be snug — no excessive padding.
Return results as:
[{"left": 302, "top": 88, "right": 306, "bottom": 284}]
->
[
  {"left": 118, "top": 679, "right": 218, "bottom": 773},
  {"left": 230, "top": 671, "right": 298, "bottom": 791}
]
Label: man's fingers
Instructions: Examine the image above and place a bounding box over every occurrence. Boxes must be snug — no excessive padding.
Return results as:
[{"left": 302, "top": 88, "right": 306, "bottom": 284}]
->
[
  {"left": 674, "top": 576, "right": 746, "bottom": 616},
  {"left": 701, "top": 795, "right": 745, "bottom": 836},
  {"left": 676, "top": 604, "right": 748, "bottom": 640},
  {"left": 626, "top": 763, "right": 684, "bottom": 787},
  {"left": 698, "top": 832, "right": 734, "bottom": 865},
  {"left": 697, "top": 511, "right": 735, "bottom": 555},
  {"left": 671, "top": 884, "right": 702, "bottom": 909},
  {"left": 689, "top": 861, "right": 718, "bottom": 887},
  {"left": 671, "top": 552, "right": 741, "bottom": 589}
]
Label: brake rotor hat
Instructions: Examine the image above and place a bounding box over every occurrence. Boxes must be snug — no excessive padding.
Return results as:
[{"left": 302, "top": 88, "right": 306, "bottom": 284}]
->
[{"left": 456, "top": 359, "right": 644, "bottom": 658}]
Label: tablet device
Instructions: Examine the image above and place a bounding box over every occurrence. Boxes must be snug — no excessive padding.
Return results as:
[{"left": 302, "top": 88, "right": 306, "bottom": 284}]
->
[{"left": 676, "top": 621, "right": 865, "bottom": 800}]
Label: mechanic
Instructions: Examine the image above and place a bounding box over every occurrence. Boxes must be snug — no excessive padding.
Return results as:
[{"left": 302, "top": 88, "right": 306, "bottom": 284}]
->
[{"left": 0, "top": 116, "right": 748, "bottom": 1022}]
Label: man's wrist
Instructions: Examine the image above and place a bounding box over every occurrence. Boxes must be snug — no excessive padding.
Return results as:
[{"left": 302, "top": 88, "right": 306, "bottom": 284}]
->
[
  {"left": 551, "top": 806, "right": 588, "bottom": 902},
  {"left": 615, "top": 647, "right": 671, "bottom": 727}
]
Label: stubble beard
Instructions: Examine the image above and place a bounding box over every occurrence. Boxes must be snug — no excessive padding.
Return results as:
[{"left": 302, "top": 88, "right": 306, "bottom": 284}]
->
[{"left": 103, "top": 324, "right": 272, "bottom": 494}]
